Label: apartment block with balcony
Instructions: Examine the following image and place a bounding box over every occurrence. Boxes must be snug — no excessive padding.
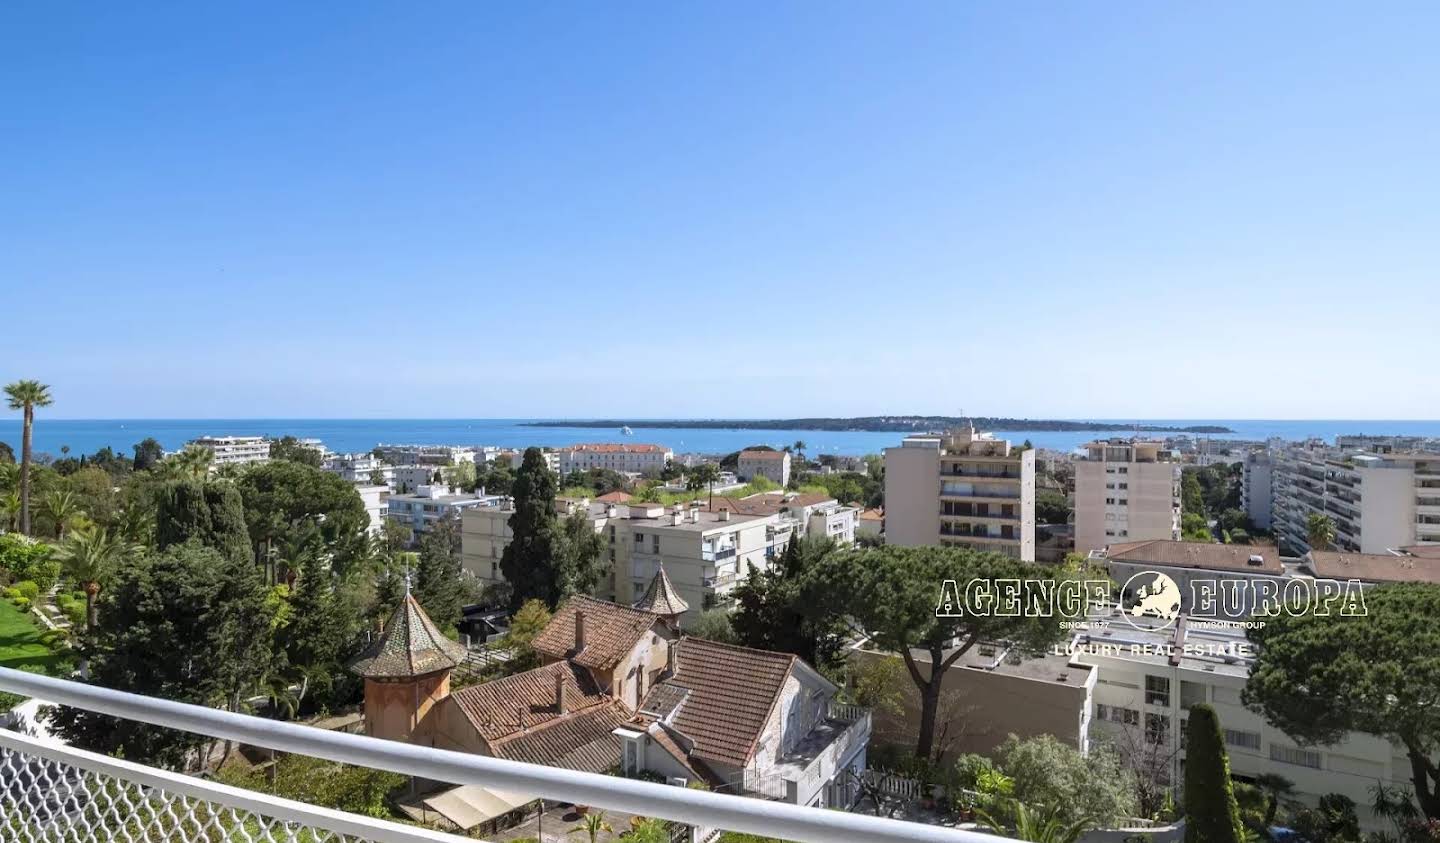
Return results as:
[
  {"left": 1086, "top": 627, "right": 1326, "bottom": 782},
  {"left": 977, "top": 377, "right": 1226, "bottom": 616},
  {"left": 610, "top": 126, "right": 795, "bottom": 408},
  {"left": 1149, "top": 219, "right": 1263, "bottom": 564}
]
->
[
  {"left": 1242, "top": 450, "right": 1274, "bottom": 531},
  {"left": 375, "top": 443, "right": 480, "bottom": 466},
  {"left": 1073, "top": 439, "right": 1181, "bottom": 554},
  {"left": 883, "top": 424, "right": 1035, "bottom": 560},
  {"left": 322, "top": 452, "right": 394, "bottom": 486},
  {"left": 186, "top": 435, "right": 271, "bottom": 467},
  {"left": 1273, "top": 442, "right": 1440, "bottom": 555},
  {"left": 386, "top": 485, "right": 504, "bottom": 537}
]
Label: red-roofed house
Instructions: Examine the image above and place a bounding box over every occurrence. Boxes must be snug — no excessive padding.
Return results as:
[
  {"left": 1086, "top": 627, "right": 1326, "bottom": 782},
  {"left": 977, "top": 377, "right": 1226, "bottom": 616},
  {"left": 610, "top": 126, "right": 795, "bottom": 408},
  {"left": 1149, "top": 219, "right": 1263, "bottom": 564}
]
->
[
  {"left": 560, "top": 443, "right": 673, "bottom": 475},
  {"left": 737, "top": 449, "right": 792, "bottom": 487}
]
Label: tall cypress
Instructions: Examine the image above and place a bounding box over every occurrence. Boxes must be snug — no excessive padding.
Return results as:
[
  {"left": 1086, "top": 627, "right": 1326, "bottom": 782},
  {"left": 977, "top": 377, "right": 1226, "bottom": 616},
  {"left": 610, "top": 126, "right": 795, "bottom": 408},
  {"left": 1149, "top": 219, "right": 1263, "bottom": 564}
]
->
[
  {"left": 1184, "top": 704, "right": 1245, "bottom": 843},
  {"left": 153, "top": 479, "right": 251, "bottom": 566},
  {"left": 500, "top": 447, "right": 562, "bottom": 611}
]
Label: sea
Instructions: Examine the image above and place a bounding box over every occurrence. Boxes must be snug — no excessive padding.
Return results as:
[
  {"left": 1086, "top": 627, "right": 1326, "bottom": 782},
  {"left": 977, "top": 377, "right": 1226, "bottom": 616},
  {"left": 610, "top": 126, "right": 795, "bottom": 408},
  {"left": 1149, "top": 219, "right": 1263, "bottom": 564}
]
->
[{"left": 4, "top": 419, "right": 1440, "bottom": 460}]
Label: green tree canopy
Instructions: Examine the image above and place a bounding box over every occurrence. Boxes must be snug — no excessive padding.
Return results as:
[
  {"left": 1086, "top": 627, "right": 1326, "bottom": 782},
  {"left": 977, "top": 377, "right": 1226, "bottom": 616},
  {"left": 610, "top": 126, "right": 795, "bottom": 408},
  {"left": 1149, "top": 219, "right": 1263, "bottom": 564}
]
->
[
  {"left": 500, "top": 448, "right": 563, "bottom": 610},
  {"left": 268, "top": 436, "right": 324, "bottom": 468},
  {"left": 132, "top": 437, "right": 165, "bottom": 472},
  {"left": 809, "top": 545, "right": 1072, "bottom": 759},
  {"left": 1244, "top": 583, "right": 1440, "bottom": 818},
  {"left": 234, "top": 460, "right": 369, "bottom": 575},
  {"left": 732, "top": 534, "right": 847, "bottom": 671},
  {"left": 415, "top": 513, "right": 464, "bottom": 631},
  {"left": 153, "top": 478, "right": 251, "bottom": 565},
  {"left": 47, "top": 542, "right": 276, "bottom": 767}
]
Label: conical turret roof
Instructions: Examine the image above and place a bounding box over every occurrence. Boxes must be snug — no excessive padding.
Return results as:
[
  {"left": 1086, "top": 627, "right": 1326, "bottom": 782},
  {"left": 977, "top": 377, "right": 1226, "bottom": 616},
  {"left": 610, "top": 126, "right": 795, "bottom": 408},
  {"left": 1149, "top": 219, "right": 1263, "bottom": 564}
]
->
[
  {"left": 633, "top": 565, "right": 689, "bottom": 618},
  {"left": 350, "top": 593, "right": 467, "bottom": 679}
]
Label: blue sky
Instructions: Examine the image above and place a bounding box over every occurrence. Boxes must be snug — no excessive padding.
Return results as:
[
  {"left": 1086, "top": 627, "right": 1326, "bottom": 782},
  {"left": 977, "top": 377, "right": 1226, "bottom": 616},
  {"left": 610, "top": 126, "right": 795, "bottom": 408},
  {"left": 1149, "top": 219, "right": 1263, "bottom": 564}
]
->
[{"left": 1, "top": 3, "right": 1436, "bottom": 420}]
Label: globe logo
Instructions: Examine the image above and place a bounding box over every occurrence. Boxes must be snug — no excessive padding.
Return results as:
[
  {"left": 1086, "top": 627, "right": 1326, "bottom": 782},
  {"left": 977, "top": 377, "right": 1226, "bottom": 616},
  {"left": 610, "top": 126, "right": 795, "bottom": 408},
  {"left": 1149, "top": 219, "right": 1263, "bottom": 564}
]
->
[{"left": 1121, "top": 570, "right": 1182, "bottom": 629}]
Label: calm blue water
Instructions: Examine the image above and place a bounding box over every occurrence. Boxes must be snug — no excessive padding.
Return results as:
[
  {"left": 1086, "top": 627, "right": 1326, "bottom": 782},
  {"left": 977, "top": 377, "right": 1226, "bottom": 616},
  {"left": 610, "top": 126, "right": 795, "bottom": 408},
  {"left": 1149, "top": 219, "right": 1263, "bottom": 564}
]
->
[{"left": 2, "top": 419, "right": 1439, "bottom": 460}]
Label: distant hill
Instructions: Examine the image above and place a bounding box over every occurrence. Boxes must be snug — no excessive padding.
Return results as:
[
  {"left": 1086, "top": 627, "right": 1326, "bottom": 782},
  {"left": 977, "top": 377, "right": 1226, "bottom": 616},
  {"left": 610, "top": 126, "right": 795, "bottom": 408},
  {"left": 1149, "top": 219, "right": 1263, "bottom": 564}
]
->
[{"left": 523, "top": 417, "right": 1233, "bottom": 434}]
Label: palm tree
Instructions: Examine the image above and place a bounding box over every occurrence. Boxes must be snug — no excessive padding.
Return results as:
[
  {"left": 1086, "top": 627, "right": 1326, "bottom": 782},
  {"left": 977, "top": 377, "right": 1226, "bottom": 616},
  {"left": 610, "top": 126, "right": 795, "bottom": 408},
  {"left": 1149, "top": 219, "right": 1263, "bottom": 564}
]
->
[
  {"left": 4, "top": 380, "right": 54, "bottom": 536},
  {"left": 568, "top": 812, "right": 612, "bottom": 843},
  {"left": 793, "top": 440, "right": 807, "bottom": 460},
  {"left": 976, "top": 802, "right": 1095, "bottom": 843},
  {"left": 1306, "top": 513, "right": 1336, "bottom": 551},
  {"left": 1254, "top": 773, "right": 1295, "bottom": 826},
  {"left": 53, "top": 526, "right": 138, "bottom": 633},
  {"left": 44, "top": 489, "right": 82, "bottom": 541},
  {"left": 1, "top": 492, "right": 20, "bottom": 532},
  {"left": 161, "top": 444, "right": 214, "bottom": 480}
]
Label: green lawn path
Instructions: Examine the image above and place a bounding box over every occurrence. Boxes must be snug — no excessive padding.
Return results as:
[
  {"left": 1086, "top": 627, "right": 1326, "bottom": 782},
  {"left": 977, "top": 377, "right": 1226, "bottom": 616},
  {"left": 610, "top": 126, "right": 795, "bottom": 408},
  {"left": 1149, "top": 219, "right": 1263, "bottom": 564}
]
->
[{"left": 0, "top": 596, "right": 66, "bottom": 674}]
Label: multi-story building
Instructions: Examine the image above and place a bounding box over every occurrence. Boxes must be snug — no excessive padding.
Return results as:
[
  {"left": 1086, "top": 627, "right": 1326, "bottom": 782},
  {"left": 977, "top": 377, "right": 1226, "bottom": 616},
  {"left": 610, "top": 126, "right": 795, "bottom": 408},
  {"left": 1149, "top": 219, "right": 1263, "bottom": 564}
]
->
[
  {"left": 186, "top": 435, "right": 270, "bottom": 467},
  {"left": 737, "top": 450, "right": 791, "bottom": 487},
  {"left": 1074, "top": 439, "right": 1181, "bottom": 554},
  {"left": 462, "top": 500, "right": 790, "bottom": 624},
  {"left": 1073, "top": 613, "right": 1411, "bottom": 831},
  {"left": 1273, "top": 441, "right": 1440, "bottom": 555},
  {"left": 322, "top": 452, "right": 393, "bottom": 486},
  {"left": 705, "top": 492, "right": 858, "bottom": 546},
  {"left": 558, "top": 443, "right": 672, "bottom": 476},
  {"left": 883, "top": 424, "right": 1035, "bottom": 560},
  {"left": 1241, "top": 450, "right": 1274, "bottom": 531},
  {"left": 389, "top": 465, "right": 444, "bottom": 494},
  {"left": 495, "top": 448, "right": 561, "bottom": 474},
  {"left": 356, "top": 484, "right": 387, "bottom": 535},
  {"left": 386, "top": 486, "right": 503, "bottom": 537},
  {"left": 374, "top": 444, "right": 479, "bottom": 467}
]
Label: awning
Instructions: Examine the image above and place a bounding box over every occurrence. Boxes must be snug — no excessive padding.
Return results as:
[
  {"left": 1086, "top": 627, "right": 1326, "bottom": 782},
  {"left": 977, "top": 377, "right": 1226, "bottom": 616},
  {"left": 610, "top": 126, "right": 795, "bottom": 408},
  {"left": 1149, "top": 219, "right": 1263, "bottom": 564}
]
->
[{"left": 421, "top": 784, "right": 534, "bottom": 830}]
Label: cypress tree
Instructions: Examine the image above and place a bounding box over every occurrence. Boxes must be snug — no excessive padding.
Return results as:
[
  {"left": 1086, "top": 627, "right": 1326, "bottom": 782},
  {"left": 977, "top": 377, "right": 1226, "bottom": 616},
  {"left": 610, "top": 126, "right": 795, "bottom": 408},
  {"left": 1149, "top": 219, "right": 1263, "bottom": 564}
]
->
[
  {"left": 153, "top": 479, "right": 251, "bottom": 565},
  {"left": 1184, "top": 703, "right": 1245, "bottom": 843},
  {"left": 415, "top": 513, "right": 464, "bottom": 630},
  {"left": 500, "top": 447, "right": 562, "bottom": 611}
]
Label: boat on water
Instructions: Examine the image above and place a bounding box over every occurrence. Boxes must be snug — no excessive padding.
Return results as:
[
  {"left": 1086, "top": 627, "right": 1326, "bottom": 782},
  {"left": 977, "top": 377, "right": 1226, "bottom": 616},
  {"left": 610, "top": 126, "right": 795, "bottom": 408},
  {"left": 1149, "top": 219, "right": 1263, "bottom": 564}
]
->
[{"left": 620, "top": 425, "right": 634, "bottom": 436}]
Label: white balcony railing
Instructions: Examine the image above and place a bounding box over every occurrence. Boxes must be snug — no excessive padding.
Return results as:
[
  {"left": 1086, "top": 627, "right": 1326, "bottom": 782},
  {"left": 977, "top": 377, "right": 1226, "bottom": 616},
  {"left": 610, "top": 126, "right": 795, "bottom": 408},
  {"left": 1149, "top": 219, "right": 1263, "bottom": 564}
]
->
[{"left": 0, "top": 667, "right": 998, "bottom": 843}]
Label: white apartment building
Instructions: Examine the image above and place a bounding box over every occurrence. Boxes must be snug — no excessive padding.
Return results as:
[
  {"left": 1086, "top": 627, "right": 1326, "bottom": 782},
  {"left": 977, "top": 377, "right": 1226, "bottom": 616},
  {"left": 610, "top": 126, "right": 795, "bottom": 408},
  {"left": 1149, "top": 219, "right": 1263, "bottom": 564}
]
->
[
  {"left": 1074, "top": 439, "right": 1181, "bottom": 554},
  {"left": 462, "top": 500, "right": 791, "bottom": 624},
  {"left": 386, "top": 486, "right": 503, "bottom": 537},
  {"left": 1073, "top": 615, "right": 1411, "bottom": 832},
  {"left": 186, "top": 435, "right": 271, "bottom": 467},
  {"left": 1241, "top": 450, "right": 1274, "bottom": 531},
  {"left": 356, "top": 484, "right": 387, "bottom": 535},
  {"left": 737, "top": 450, "right": 791, "bottom": 487},
  {"left": 322, "top": 453, "right": 393, "bottom": 486},
  {"left": 389, "top": 465, "right": 444, "bottom": 494},
  {"left": 1273, "top": 442, "right": 1440, "bottom": 555},
  {"left": 883, "top": 425, "right": 1035, "bottom": 560},
  {"left": 558, "top": 443, "right": 672, "bottom": 476},
  {"left": 496, "top": 449, "right": 561, "bottom": 474},
  {"left": 374, "top": 444, "right": 479, "bottom": 467}
]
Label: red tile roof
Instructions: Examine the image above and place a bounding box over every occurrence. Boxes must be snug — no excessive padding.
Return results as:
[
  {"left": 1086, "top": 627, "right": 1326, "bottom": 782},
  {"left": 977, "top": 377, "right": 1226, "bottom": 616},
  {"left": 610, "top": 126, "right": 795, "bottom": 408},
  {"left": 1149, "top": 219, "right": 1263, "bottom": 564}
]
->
[
  {"left": 532, "top": 596, "right": 666, "bottom": 671},
  {"left": 738, "top": 450, "right": 787, "bottom": 461},
  {"left": 449, "top": 661, "right": 608, "bottom": 742},
  {"left": 1104, "top": 540, "right": 1283, "bottom": 574},
  {"left": 490, "top": 704, "right": 627, "bottom": 773},
  {"left": 596, "top": 491, "right": 634, "bottom": 504},
  {"left": 1307, "top": 550, "right": 1440, "bottom": 585},
  {"left": 666, "top": 638, "right": 797, "bottom": 768}
]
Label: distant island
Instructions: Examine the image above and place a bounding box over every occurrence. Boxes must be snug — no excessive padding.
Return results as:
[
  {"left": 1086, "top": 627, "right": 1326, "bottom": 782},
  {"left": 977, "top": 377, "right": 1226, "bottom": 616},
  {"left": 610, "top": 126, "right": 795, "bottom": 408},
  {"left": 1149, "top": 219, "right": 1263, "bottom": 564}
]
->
[{"left": 524, "top": 417, "right": 1234, "bottom": 434}]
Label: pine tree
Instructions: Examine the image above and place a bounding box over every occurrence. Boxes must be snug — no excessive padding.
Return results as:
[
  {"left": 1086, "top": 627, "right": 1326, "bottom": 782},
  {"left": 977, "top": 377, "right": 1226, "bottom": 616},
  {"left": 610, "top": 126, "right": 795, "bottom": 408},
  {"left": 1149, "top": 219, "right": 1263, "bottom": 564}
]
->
[
  {"left": 1184, "top": 704, "right": 1245, "bottom": 843},
  {"left": 153, "top": 479, "right": 251, "bottom": 565},
  {"left": 500, "top": 447, "right": 563, "bottom": 610},
  {"left": 415, "top": 513, "right": 464, "bottom": 630}
]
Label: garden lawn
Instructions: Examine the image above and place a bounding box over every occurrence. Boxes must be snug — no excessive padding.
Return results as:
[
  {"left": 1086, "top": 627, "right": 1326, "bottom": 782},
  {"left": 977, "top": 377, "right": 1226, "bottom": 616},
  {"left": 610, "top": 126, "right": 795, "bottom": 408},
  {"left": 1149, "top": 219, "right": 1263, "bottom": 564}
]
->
[{"left": 0, "top": 597, "right": 65, "bottom": 674}]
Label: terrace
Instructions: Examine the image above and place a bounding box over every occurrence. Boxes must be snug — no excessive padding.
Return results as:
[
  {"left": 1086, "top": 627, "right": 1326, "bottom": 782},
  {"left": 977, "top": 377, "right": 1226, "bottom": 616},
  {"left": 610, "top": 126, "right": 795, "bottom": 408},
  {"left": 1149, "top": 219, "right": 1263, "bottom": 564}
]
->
[{"left": 0, "top": 667, "right": 990, "bottom": 843}]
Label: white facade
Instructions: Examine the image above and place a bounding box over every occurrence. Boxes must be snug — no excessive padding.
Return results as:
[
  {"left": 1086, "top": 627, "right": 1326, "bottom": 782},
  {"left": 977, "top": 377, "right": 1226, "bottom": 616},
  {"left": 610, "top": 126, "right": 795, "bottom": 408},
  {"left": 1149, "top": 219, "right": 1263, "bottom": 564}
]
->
[
  {"left": 389, "top": 465, "right": 443, "bottom": 494},
  {"left": 1074, "top": 616, "right": 1410, "bottom": 832},
  {"left": 559, "top": 443, "right": 672, "bottom": 476},
  {"left": 1074, "top": 440, "right": 1181, "bottom": 554},
  {"left": 374, "top": 444, "right": 479, "bottom": 467},
  {"left": 322, "top": 453, "right": 393, "bottom": 486},
  {"left": 386, "top": 486, "right": 503, "bottom": 536},
  {"left": 1273, "top": 443, "right": 1440, "bottom": 555},
  {"left": 356, "top": 484, "right": 387, "bottom": 535},
  {"left": 187, "top": 435, "right": 270, "bottom": 467}
]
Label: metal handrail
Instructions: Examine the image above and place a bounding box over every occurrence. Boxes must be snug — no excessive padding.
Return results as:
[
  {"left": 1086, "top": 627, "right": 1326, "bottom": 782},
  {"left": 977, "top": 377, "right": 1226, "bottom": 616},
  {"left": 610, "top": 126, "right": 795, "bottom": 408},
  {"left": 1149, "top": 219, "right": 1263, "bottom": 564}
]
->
[{"left": 0, "top": 667, "right": 1005, "bottom": 843}]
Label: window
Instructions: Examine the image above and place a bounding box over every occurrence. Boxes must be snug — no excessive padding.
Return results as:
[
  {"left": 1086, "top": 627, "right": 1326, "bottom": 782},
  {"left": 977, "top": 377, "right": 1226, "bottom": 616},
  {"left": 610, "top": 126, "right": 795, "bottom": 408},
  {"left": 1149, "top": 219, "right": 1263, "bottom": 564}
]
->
[
  {"left": 1145, "top": 675, "right": 1170, "bottom": 707},
  {"left": 1180, "top": 681, "right": 1207, "bottom": 709},
  {"left": 1118, "top": 483, "right": 1128, "bottom": 490},
  {"left": 1225, "top": 729, "right": 1262, "bottom": 751},
  {"left": 1118, "top": 467, "right": 1128, "bottom": 474},
  {"left": 1146, "top": 712, "right": 1170, "bottom": 745},
  {"left": 1118, "top": 498, "right": 1128, "bottom": 506},
  {"left": 652, "top": 536, "right": 660, "bottom": 554},
  {"left": 1096, "top": 703, "right": 1109, "bottom": 721},
  {"left": 635, "top": 532, "right": 643, "bottom": 544},
  {"left": 1270, "top": 745, "right": 1322, "bottom": 769}
]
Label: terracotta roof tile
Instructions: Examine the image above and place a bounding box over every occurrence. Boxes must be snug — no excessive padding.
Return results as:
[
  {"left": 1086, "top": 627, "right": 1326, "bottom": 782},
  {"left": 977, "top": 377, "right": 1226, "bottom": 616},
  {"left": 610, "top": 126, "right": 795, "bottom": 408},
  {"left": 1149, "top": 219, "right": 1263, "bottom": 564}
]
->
[
  {"left": 491, "top": 704, "right": 626, "bottom": 773},
  {"left": 450, "top": 662, "right": 608, "bottom": 741},
  {"left": 349, "top": 594, "right": 467, "bottom": 679},
  {"left": 532, "top": 596, "right": 665, "bottom": 671},
  {"left": 1307, "top": 550, "right": 1440, "bottom": 585},
  {"left": 738, "top": 450, "right": 787, "bottom": 461},
  {"left": 1104, "top": 540, "right": 1283, "bottom": 574},
  {"left": 632, "top": 566, "right": 689, "bottom": 617},
  {"left": 565, "top": 443, "right": 668, "bottom": 454},
  {"left": 596, "top": 491, "right": 634, "bottom": 504},
  {"left": 667, "top": 638, "right": 796, "bottom": 768}
]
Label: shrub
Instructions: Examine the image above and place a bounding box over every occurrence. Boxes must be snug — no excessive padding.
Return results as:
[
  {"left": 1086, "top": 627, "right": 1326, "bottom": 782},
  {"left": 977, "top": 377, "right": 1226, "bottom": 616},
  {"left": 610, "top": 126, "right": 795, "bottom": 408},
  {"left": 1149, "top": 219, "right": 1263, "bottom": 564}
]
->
[
  {"left": 0, "top": 534, "right": 59, "bottom": 591},
  {"left": 40, "top": 628, "right": 70, "bottom": 647},
  {"left": 12, "top": 597, "right": 30, "bottom": 612},
  {"left": 62, "top": 601, "right": 86, "bottom": 627},
  {"left": 14, "top": 580, "right": 39, "bottom": 601},
  {"left": 1, "top": 587, "right": 18, "bottom": 600}
]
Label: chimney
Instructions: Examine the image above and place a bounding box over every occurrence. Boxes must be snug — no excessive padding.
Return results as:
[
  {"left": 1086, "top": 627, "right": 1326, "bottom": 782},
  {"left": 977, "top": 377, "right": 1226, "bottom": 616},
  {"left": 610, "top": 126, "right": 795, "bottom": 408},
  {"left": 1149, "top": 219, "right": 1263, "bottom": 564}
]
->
[
  {"left": 606, "top": 505, "right": 618, "bottom": 518},
  {"left": 672, "top": 511, "right": 684, "bottom": 526},
  {"left": 518, "top": 704, "right": 527, "bottom": 732},
  {"left": 689, "top": 508, "right": 700, "bottom": 523},
  {"left": 574, "top": 610, "right": 587, "bottom": 652},
  {"left": 719, "top": 508, "right": 730, "bottom": 521},
  {"left": 556, "top": 672, "right": 567, "bottom": 715}
]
